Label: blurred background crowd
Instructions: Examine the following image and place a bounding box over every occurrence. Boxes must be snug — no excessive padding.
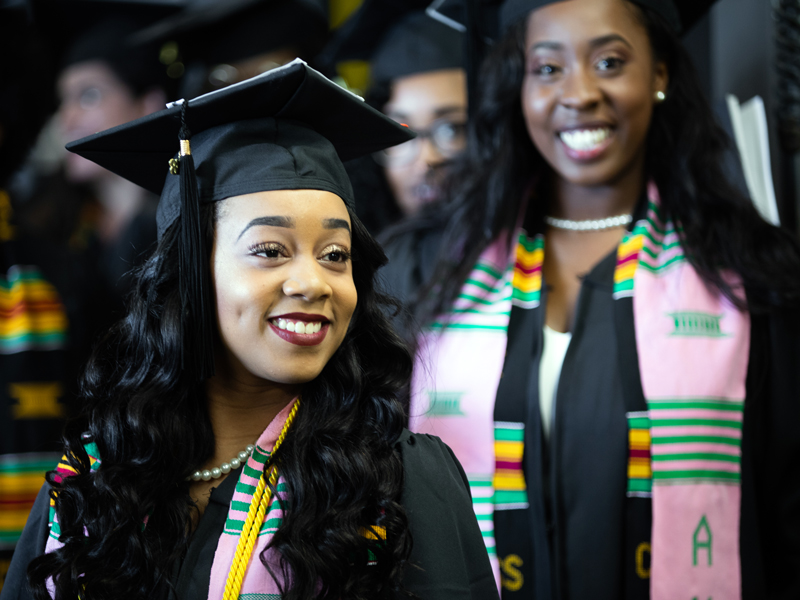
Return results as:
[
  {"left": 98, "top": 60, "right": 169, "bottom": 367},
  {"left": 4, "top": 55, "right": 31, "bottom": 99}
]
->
[{"left": 0, "top": 0, "right": 797, "bottom": 594}]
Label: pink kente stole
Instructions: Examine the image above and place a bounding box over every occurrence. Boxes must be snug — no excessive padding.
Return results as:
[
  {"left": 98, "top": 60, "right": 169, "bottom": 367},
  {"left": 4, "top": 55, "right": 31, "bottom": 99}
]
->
[
  {"left": 45, "top": 400, "right": 298, "bottom": 600},
  {"left": 409, "top": 183, "right": 749, "bottom": 598},
  {"left": 629, "top": 185, "right": 748, "bottom": 599}
]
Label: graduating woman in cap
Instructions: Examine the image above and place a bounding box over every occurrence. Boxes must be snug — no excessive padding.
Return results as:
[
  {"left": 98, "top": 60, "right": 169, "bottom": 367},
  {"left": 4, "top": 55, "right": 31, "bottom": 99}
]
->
[
  {"left": 2, "top": 61, "right": 498, "bottom": 600},
  {"left": 381, "top": 0, "right": 800, "bottom": 598}
]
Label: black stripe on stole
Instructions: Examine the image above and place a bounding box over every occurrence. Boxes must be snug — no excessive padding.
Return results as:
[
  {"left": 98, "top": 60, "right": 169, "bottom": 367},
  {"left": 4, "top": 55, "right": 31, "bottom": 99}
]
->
[{"left": 614, "top": 294, "right": 652, "bottom": 600}]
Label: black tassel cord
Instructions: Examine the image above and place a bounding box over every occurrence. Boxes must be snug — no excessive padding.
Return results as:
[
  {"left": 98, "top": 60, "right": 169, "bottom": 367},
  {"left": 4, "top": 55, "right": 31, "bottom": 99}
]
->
[{"left": 178, "top": 100, "right": 216, "bottom": 382}]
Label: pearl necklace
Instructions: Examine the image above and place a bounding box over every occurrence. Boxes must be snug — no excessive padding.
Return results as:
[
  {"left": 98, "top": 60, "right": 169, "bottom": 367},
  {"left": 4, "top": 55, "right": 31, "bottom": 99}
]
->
[
  {"left": 545, "top": 213, "right": 632, "bottom": 232},
  {"left": 188, "top": 444, "right": 256, "bottom": 482}
]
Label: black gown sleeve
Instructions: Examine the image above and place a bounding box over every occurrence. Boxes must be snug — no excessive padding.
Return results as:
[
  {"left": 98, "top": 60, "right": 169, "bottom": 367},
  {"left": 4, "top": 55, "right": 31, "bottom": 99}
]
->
[
  {"left": 2, "top": 484, "right": 52, "bottom": 600},
  {"left": 740, "top": 305, "right": 800, "bottom": 599},
  {"left": 398, "top": 429, "right": 500, "bottom": 600}
]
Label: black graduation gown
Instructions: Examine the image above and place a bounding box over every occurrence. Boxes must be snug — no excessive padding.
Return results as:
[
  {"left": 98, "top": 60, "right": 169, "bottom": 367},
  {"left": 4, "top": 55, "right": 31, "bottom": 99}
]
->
[
  {"left": 1, "top": 430, "right": 499, "bottom": 600},
  {"left": 379, "top": 226, "right": 800, "bottom": 600}
]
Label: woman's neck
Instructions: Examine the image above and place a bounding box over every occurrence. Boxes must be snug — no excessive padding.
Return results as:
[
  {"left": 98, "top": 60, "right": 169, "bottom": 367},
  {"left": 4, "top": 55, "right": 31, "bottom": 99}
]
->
[
  {"left": 548, "top": 163, "right": 645, "bottom": 221},
  {"left": 203, "top": 370, "right": 300, "bottom": 470}
]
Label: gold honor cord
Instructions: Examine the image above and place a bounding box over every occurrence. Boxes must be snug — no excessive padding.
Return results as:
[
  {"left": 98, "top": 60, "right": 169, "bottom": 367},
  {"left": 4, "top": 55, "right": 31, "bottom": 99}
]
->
[{"left": 222, "top": 399, "right": 300, "bottom": 600}]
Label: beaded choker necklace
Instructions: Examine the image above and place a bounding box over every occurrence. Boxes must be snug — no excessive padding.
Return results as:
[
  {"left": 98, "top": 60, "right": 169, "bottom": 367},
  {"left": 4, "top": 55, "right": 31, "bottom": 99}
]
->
[
  {"left": 545, "top": 213, "right": 632, "bottom": 232},
  {"left": 188, "top": 445, "right": 256, "bottom": 482}
]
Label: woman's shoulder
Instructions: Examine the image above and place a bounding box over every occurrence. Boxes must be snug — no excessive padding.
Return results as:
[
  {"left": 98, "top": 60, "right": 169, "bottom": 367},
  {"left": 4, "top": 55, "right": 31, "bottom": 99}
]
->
[
  {"left": 395, "top": 429, "right": 500, "bottom": 598},
  {"left": 396, "top": 429, "right": 465, "bottom": 475},
  {"left": 3, "top": 484, "right": 54, "bottom": 600}
]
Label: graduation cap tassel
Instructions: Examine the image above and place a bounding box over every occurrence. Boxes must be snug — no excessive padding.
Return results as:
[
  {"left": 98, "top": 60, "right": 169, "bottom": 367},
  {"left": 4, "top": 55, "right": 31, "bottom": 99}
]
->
[{"left": 178, "top": 100, "right": 215, "bottom": 382}]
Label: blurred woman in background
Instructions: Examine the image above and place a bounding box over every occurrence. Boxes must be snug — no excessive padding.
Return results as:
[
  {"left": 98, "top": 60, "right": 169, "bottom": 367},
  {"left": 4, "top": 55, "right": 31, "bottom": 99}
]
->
[{"left": 382, "top": 0, "right": 800, "bottom": 598}]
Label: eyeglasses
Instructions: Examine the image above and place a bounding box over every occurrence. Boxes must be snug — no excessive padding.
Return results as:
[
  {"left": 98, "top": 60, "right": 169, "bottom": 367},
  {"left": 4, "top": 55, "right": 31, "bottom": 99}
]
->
[{"left": 374, "top": 117, "right": 467, "bottom": 168}]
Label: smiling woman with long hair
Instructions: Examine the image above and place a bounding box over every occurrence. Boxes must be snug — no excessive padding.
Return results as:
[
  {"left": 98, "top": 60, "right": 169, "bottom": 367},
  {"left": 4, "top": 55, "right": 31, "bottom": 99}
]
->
[
  {"left": 381, "top": 1, "right": 800, "bottom": 599},
  {"left": 2, "top": 61, "right": 498, "bottom": 600}
]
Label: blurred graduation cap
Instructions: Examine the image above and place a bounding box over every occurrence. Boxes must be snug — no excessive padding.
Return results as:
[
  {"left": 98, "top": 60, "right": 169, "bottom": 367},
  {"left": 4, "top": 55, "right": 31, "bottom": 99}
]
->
[
  {"left": 67, "top": 59, "right": 413, "bottom": 381},
  {"left": 428, "top": 0, "right": 718, "bottom": 40},
  {"left": 31, "top": 0, "right": 184, "bottom": 94},
  {"left": 324, "top": 7, "right": 465, "bottom": 88},
  {"left": 133, "top": 0, "right": 329, "bottom": 95},
  {"left": 321, "top": 0, "right": 464, "bottom": 86}
]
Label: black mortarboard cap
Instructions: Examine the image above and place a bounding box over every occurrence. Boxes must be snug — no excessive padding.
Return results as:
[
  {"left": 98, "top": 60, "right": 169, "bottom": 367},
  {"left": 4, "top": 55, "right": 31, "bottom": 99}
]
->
[
  {"left": 429, "top": 0, "right": 717, "bottom": 39},
  {"left": 67, "top": 59, "right": 413, "bottom": 382},
  {"left": 371, "top": 11, "right": 465, "bottom": 83},
  {"left": 134, "top": 0, "right": 329, "bottom": 68},
  {"left": 321, "top": 1, "right": 463, "bottom": 84}
]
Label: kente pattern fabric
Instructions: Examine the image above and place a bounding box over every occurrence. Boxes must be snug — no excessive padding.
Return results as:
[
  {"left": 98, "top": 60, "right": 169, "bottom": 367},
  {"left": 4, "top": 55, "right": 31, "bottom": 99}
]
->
[
  {"left": 0, "top": 236, "right": 70, "bottom": 591},
  {"left": 0, "top": 454, "right": 60, "bottom": 550},
  {"left": 0, "top": 266, "right": 67, "bottom": 354},
  {"left": 206, "top": 400, "right": 297, "bottom": 599},
  {"left": 43, "top": 402, "right": 299, "bottom": 599},
  {"left": 409, "top": 184, "right": 749, "bottom": 598},
  {"left": 42, "top": 399, "right": 391, "bottom": 598}
]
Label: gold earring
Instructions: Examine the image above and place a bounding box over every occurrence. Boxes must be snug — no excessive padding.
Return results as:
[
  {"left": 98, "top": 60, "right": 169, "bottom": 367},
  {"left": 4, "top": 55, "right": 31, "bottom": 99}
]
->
[{"left": 655, "top": 90, "right": 666, "bottom": 103}]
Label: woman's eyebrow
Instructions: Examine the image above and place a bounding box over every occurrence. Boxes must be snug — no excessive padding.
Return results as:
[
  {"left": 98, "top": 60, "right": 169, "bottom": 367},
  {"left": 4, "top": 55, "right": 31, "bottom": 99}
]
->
[
  {"left": 433, "top": 106, "right": 467, "bottom": 119},
  {"left": 530, "top": 40, "right": 563, "bottom": 52},
  {"left": 588, "top": 33, "right": 632, "bottom": 50},
  {"left": 237, "top": 216, "right": 294, "bottom": 240},
  {"left": 529, "top": 34, "right": 632, "bottom": 53},
  {"left": 323, "top": 218, "right": 351, "bottom": 233}
]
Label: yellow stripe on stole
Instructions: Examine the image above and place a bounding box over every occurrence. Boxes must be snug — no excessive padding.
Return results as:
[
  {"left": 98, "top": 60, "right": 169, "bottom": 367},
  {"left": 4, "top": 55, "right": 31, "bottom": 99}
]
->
[
  {"left": 0, "top": 473, "right": 47, "bottom": 494},
  {"left": 0, "top": 282, "right": 63, "bottom": 304},
  {"left": 515, "top": 246, "right": 544, "bottom": 269},
  {"left": 617, "top": 234, "right": 644, "bottom": 257},
  {"left": 614, "top": 261, "right": 639, "bottom": 284},
  {"left": 494, "top": 441, "right": 524, "bottom": 461},
  {"left": 511, "top": 272, "right": 542, "bottom": 293},
  {"left": 0, "top": 509, "right": 34, "bottom": 530},
  {"left": 629, "top": 429, "right": 651, "bottom": 449},
  {"left": 628, "top": 459, "right": 652, "bottom": 479},
  {"left": 0, "top": 313, "right": 68, "bottom": 336},
  {"left": 494, "top": 470, "right": 527, "bottom": 491},
  {"left": 360, "top": 526, "right": 386, "bottom": 541}
]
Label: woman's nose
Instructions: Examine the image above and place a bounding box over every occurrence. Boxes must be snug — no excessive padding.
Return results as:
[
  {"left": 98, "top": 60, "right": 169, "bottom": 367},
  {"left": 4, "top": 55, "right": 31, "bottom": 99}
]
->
[
  {"left": 58, "top": 100, "right": 81, "bottom": 137},
  {"left": 281, "top": 259, "right": 332, "bottom": 302},
  {"left": 559, "top": 65, "right": 602, "bottom": 110},
  {"left": 419, "top": 137, "right": 442, "bottom": 168}
]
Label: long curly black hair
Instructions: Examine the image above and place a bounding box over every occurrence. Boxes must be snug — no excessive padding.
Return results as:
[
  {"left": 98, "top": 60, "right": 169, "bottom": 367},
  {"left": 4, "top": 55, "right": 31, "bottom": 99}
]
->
[
  {"left": 384, "top": 3, "right": 800, "bottom": 327},
  {"left": 27, "top": 200, "right": 414, "bottom": 600}
]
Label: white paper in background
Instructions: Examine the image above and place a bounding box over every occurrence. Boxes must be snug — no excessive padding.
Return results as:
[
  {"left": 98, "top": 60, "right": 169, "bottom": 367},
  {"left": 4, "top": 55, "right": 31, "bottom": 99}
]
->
[{"left": 726, "top": 94, "right": 780, "bottom": 226}]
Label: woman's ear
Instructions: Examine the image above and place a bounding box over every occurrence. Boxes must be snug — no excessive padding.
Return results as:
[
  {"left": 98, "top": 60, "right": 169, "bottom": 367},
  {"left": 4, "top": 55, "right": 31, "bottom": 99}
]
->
[{"left": 653, "top": 60, "right": 669, "bottom": 102}]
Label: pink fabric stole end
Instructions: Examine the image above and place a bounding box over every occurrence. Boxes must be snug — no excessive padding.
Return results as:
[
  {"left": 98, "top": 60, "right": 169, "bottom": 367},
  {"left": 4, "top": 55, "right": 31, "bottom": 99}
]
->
[
  {"left": 206, "top": 398, "right": 298, "bottom": 600},
  {"left": 634, "top": 185, "right": 749, "bottom": 600}
]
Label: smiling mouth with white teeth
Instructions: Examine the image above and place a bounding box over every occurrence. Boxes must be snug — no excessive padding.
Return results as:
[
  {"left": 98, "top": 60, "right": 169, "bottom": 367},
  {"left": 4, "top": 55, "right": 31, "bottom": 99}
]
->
[
  {"left": 559, "top": 127, "right": 612, "bottom": 152},
  {"left": 272, "top": 318, "right": 324, "bottom": 334}
]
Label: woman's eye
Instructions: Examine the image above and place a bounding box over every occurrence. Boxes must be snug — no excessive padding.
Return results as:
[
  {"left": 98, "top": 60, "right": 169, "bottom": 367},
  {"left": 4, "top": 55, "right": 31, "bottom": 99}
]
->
[
  {"left": 532, "top": 63, "right": 561, "bottom": 77},
  {"left": 250, "top": 243, "right": 286, "bottom": 259},
  {"left": 597, "top": 57, "right": 624, "bottom": 72},
  {"left": 321, "top": 247, "right": 351, "bottom": 263}
]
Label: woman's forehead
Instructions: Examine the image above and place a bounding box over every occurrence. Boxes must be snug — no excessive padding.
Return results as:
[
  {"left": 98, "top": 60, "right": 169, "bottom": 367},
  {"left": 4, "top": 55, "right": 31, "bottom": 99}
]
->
[
  {"left": 526, "top": 0, "right": 647, "bottom": 45},
  {"left": 219, "top": 190, "right": 351, "bottom": 228}
]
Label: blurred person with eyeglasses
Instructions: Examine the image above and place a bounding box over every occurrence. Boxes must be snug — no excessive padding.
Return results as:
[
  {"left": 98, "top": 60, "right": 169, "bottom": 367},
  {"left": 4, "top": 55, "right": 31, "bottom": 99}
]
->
[
  {"left": 322, "top": 6, "right": 467, "bottom": 233},
  {"left": 21, "top": 0, "right": 182, "bottom": 324}
]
